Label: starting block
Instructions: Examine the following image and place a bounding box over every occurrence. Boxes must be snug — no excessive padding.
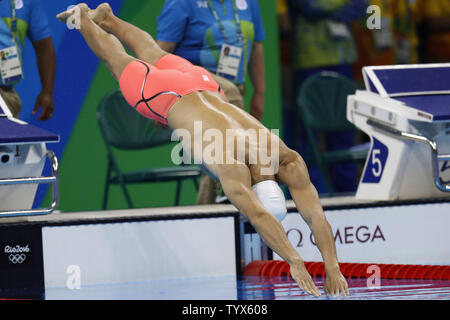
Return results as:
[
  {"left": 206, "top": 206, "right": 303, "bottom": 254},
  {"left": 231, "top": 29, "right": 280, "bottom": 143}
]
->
[
  {"left": 0, "top": 97, "right": 60, "bottom": 217},
  {"left": 347, "top": 64, "right": 450, "bottom": 201}
]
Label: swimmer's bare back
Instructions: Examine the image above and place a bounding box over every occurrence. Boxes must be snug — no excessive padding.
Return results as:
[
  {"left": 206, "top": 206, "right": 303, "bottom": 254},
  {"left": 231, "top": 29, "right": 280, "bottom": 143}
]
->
[{"left": 167, "top": 90, "right": 284, "bottom": 183}]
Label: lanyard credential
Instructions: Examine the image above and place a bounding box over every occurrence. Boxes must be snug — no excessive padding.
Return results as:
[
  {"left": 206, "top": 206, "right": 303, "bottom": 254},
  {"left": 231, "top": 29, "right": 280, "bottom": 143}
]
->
[
  {"left": 206, "top": 0, "right": 244, "bottom": 46},
  {"left": 0, "top": 0, "right": 24, "bottom": 86},
  {"left": 9, "top": 0, "right": 18, "bottom": 47}
]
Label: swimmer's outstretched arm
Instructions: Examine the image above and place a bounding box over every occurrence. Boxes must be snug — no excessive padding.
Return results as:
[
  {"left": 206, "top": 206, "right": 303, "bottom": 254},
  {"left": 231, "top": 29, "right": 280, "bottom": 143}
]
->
[
  {"left": 216, "top": 163, "right": 322, "bottom": 297},
  {"left": 277, "top": 151, "right": 349, "bottom": 297}
]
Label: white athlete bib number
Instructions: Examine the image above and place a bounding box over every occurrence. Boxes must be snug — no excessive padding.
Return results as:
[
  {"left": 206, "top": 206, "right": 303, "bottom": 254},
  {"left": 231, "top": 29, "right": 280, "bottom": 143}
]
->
[
  {"left": 0, "top": 46, "right": 23, "bottom": 86},
  {"left": 217, "top": 44, "right": 242, "bottom": 81}
]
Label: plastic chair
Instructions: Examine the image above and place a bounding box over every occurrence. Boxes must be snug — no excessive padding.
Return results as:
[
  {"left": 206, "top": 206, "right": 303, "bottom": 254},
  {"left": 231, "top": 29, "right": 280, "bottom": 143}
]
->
[
  {"left": 97, "top": 89, "right": 201, "bottom": 209},
  {"left": 297, "top": 72, "right": 369, "bottom": 193}
]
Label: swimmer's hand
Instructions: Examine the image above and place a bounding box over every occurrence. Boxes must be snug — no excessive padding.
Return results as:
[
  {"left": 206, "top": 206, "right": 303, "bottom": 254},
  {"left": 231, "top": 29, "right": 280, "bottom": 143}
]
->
[
  {"left": 290, "top": 262, "right": 321, "bottom": 297},
  {"left": 324, "top": 269, "right": 349, "bottom": 297}
]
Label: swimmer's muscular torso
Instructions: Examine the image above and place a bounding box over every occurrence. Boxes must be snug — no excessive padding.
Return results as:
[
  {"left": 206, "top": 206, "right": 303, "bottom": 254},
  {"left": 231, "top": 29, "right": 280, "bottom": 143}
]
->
[
  {"left": 167, "top": 90, "right": 281, "bottom": 185},
  {"left": 117, "top": 53, "right": 281, "bottom": 184}
]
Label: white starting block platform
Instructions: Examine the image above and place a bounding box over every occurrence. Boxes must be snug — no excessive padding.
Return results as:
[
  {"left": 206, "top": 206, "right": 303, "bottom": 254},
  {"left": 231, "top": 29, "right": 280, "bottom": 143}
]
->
[
  {"left": 347, "top": 64, "right": 450, "bottom": 201},
  {"left": 0, "top": 101, "right": 60, "bottom": 217}
]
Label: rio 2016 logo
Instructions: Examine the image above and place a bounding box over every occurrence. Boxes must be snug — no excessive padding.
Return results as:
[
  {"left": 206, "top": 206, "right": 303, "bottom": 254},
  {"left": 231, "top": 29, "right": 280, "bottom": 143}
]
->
[{"left": 3, "top": 244, "right": 31, "bottom": 265}]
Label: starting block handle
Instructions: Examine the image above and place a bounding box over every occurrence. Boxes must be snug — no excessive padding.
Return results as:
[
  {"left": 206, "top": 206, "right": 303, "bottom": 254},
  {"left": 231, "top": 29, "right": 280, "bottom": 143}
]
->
[
  {"left": 0, "top": 150, "right": 59, "bottom": 218},
  {"left": 367, "top": 119, "right": 450, "bottom": 193}
]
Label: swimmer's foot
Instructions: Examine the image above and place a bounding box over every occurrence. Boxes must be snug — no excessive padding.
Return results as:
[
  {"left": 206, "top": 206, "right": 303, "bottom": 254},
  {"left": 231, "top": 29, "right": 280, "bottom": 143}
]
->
[
  {"left": 88, "top": 3, "right": 114, "bottom": 28},
  {"left": 56, "top": 3, "right": 90, "bottom": 24}
]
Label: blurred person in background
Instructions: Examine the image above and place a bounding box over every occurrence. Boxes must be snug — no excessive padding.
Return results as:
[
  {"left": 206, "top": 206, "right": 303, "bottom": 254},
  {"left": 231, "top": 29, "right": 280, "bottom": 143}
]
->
[
  {"left": 156, "top": 0, "right": 266, "bottom": 205},
  {"left": 287, "top": 0, "right": 367, "bottom": 194},
  {"left": 278, "top": 0, "right": 296, "bottom": 150},
  {"left": 0, "top": 0, "right": 56, "bottom": 120},
  {"left": 352, "top": 0, "right": 419, "bottom": 84},
  {"left": 416, "top": 0, "right": 450, "bottom": 63}
]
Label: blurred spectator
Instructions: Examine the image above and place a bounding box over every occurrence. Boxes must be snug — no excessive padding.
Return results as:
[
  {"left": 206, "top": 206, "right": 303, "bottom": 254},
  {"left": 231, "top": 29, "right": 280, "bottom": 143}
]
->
[
  {"left": 352, "top": 0, "right": 419, "bottom": 83},
  {"left": 157, "top": 0, "right": 266, "bottom": 119},
  {"left": 278, "top": 0, "right": 295, "bottom": 148},
  {"left": 278, "top": 0, "right": 292, "bottom": 35},
  {"left": 416, "top": 0, "right": 450, "bottom": 63},
  {"left": 0, "top": 0, "right": 56, "bottom": 120},
  {"left": 156, "top": 0, "right": 266, "bottom": 204},
  {"left": 287, "top": 0, "right": 367, "bottom": 194},
  {"left": 278, "top": 0, "right": 292, "bottom": 68}
]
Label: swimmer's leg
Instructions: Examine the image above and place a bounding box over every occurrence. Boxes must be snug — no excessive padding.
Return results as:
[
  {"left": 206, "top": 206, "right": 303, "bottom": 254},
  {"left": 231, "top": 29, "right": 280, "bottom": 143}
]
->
[
  {"left": 277, "top": 149, "right": 349, "bottom": 296},
  {"left": 57, "top": 4, "right": 133, "bottom": 81},
  {"left": 216, "top": 162, "right": 321, "bottom": 297},
  {"left": 88, "top": 3, "right": 166, "bottom": 65}
]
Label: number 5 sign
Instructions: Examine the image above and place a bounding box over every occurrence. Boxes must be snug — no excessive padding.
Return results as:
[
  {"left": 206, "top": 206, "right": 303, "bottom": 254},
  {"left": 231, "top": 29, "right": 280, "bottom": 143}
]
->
[{"left": 362, "top": 138, "right": 389, "bottom": 184}]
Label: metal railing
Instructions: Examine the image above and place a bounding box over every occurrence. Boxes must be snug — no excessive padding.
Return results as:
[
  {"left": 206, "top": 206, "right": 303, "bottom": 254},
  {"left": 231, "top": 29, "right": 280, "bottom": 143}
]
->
[
  {"left": 0, "top": 150, "right": 59, "bottom": 217},
  {"left": 367, "top": 119, "right": 450, "bottom": 192}
]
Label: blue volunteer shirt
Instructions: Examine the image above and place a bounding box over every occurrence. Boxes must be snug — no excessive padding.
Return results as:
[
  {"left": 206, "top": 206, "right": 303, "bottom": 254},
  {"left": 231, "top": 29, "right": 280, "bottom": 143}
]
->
[
  {"left": 0, "top": 0, "right": 51, "bottom": 72},
  {"left": 157, "top": 0, "right": 265, "bottom": 84}
]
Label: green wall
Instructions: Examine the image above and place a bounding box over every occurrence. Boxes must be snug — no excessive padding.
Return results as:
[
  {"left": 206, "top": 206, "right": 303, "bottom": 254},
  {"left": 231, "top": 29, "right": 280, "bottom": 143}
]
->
[{"left": 51, "top": 0, "right": 281, "bottom": 212}]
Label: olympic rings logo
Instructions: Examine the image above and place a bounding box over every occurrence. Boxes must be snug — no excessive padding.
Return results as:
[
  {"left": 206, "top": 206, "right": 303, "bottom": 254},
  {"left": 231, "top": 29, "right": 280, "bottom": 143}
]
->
[{"left": 8, "top": 254, "right": 26, "bottom": 264}]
